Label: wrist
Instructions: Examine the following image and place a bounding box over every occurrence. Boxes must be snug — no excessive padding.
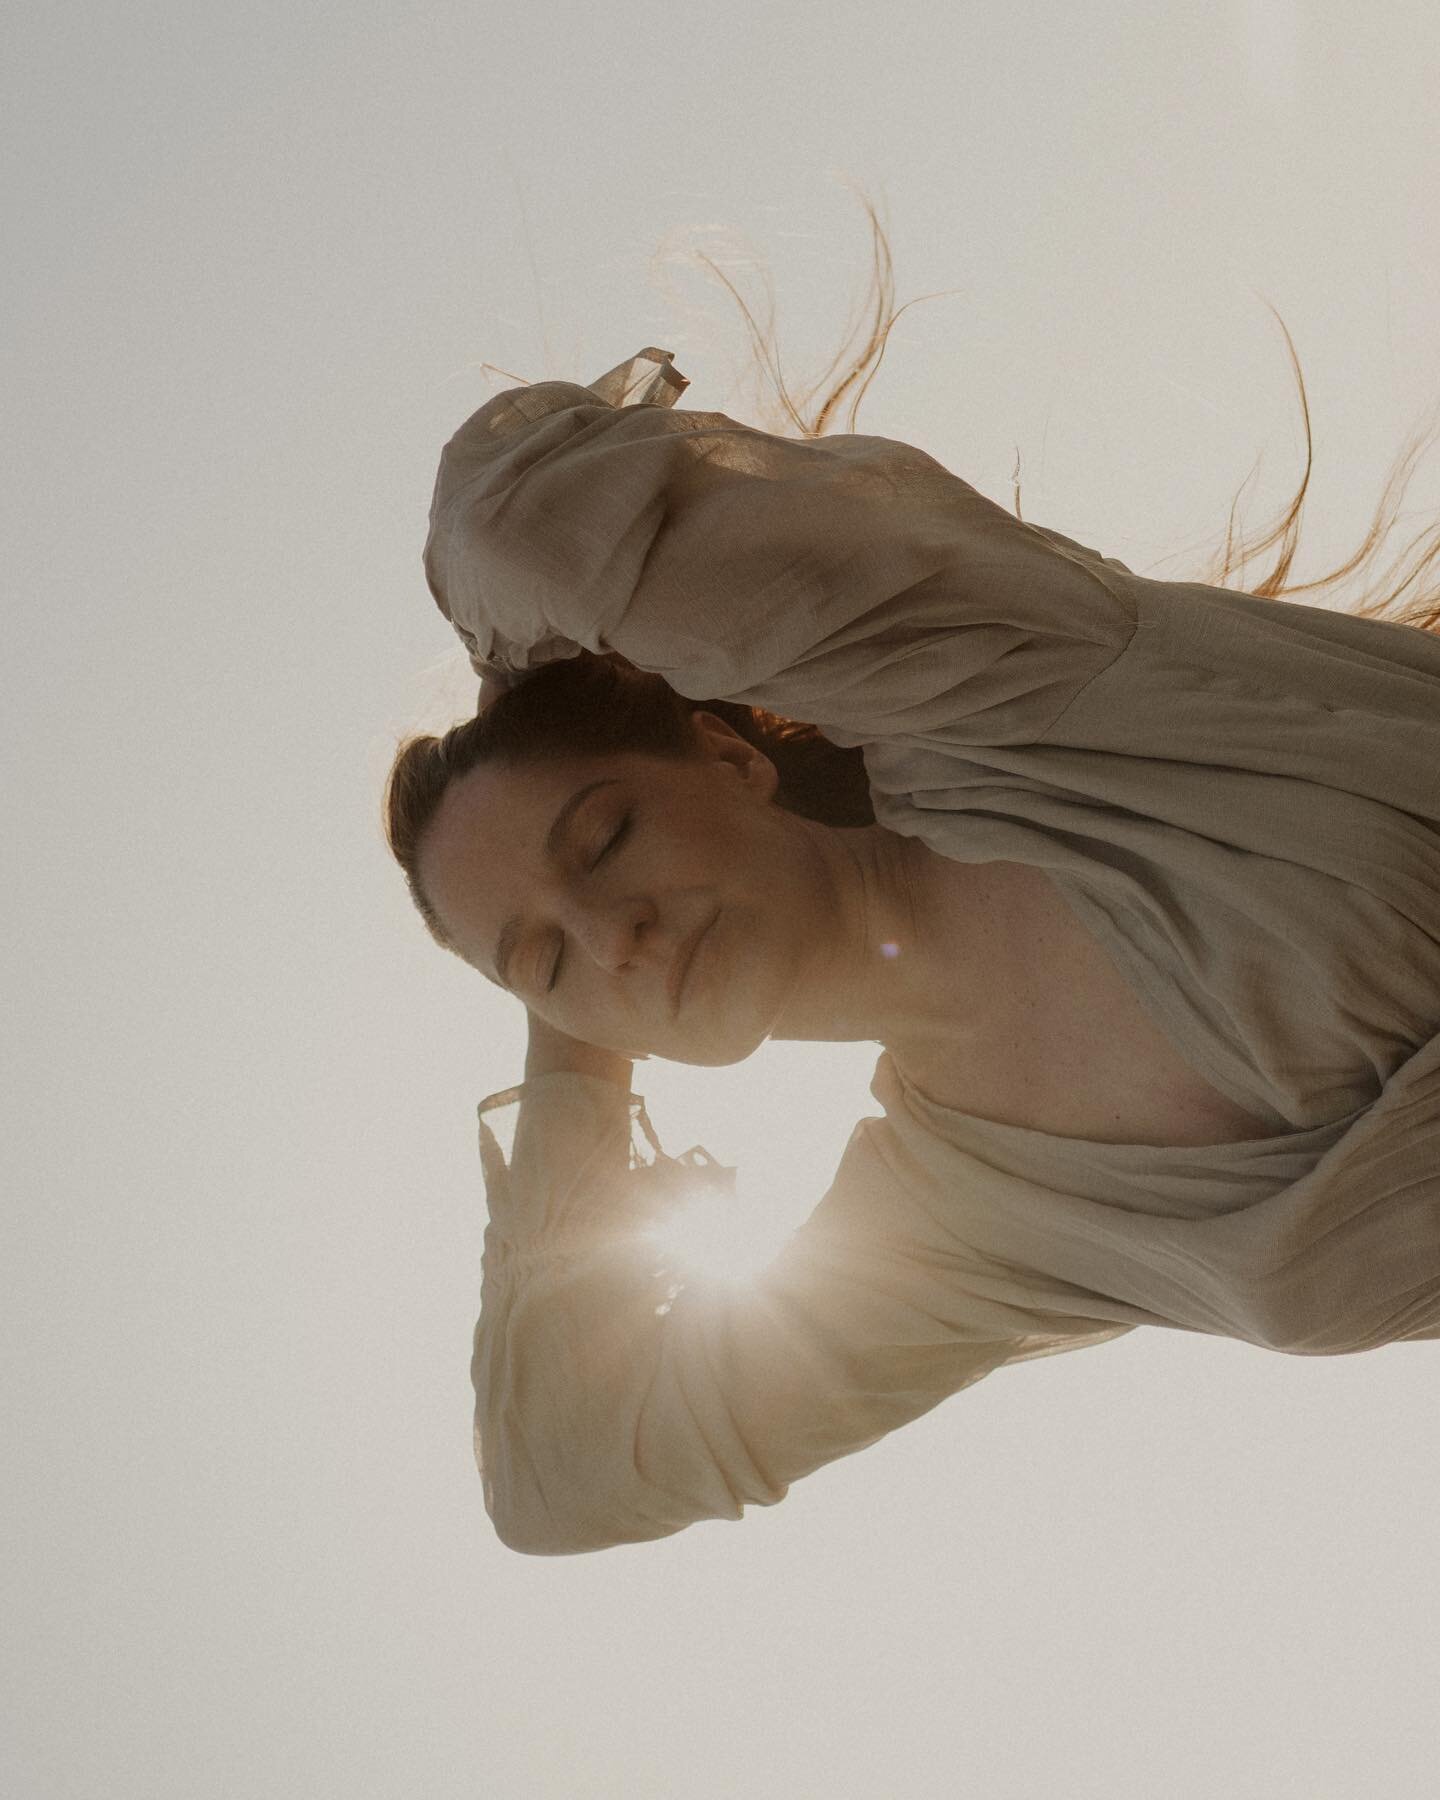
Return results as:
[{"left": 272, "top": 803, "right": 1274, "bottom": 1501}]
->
[{"left": 523, "top": 1011, "right": 635, "bottom": 1088}]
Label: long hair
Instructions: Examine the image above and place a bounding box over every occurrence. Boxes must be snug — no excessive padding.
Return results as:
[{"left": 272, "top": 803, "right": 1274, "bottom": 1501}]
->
[{"left": 385, "top": 191, "right": 1440, "bottom": 955}]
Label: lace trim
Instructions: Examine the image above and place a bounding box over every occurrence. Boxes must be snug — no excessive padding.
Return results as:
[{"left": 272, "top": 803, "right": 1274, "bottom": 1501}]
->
[{"left": 477, "top": 1082, "right": 734, "bottom": 1192}]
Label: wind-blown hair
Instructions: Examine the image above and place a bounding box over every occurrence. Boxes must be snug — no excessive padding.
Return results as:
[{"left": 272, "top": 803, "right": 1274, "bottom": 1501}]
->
[{"left": 384, "top": 189, "right": 1440, "bottom": 957}]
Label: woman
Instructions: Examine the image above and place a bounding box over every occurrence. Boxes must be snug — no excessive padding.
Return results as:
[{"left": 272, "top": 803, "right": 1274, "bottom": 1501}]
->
[{"left": 385, "top": 340, "right": 1440, "bottom": 1556}]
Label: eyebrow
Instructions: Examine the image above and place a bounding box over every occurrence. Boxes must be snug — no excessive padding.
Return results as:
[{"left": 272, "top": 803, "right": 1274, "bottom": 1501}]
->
[{"left": 492, "top": 779, "right": 623, "bottom": 991}]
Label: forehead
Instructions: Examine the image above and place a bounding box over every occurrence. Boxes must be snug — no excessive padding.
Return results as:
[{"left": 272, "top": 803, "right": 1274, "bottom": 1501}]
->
[
  {"left": 418, "top": 751, "right": 651, "bottom": 970},
  {"left": 423, "top": 749, "right": 591, "bottom": 884},
  {"left": 435, "top": 752, "right": 601, "bottom": 857}
]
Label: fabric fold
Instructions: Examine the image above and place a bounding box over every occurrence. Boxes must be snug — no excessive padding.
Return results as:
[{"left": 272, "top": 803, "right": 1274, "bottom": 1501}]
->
[{"left": 430, "top": 349, "right": 1440, "bottom": 1554}]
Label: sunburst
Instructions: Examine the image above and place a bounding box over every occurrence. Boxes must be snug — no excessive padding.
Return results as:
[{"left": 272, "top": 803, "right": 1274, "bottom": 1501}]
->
[{"left": 642, "top": 1179, "right": 796, "bottom": 1294}]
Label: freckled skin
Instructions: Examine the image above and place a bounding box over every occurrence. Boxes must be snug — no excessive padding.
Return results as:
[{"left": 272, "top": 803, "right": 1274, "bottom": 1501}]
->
[{"left": 416, "top": 712, "right": 969, "bottom": 1069}]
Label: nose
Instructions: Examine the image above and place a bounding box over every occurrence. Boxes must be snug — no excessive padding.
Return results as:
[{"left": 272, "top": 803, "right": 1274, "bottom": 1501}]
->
[{"left": 564, "top": 894, "right": 658, "bottom": 975}]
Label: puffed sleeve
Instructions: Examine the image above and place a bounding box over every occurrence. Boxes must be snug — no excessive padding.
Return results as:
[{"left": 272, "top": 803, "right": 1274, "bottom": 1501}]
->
[
  {"left": 423, "top": 347, "right": 1139, "bottom": 747},
  {"left": 470, "top": 1070, "right": 1134, "bottom": 1556}
]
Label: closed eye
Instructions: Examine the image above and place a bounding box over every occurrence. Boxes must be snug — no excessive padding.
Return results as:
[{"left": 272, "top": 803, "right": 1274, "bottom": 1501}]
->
[
  {"left": 546, "top": 813, "right": 633, "bottom": 992},
  {"left": 594, "top": 814, "right": 632, "bottom": 867}
]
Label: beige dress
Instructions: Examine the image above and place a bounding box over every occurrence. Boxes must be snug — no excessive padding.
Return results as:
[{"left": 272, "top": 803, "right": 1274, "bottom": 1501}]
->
[{"left": 423, "top": 347, "right": 1440, "bottom": 1556}]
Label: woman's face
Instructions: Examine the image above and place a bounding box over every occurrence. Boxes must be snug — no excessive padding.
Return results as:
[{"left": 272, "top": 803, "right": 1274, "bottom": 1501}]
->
[{"left": 416, "top": 713, "right": 839, "bottom": 1065}]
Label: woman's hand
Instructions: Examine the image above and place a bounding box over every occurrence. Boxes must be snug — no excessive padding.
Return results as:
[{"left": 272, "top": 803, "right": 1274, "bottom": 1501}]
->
[{"left": 478, "top": 671, "right": 510, "bottom": 714}]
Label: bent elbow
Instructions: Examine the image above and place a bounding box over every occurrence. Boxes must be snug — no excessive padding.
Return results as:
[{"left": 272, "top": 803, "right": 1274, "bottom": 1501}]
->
[
  {"left": 484, "top": 1481, "right": 694, "bottom": 1558},
  {"left": 1234, "top": 1288, "right": 1380, "bottom": 1358},
  {"left": 487, "top": 1499, "right": 582, "bottom": 1558},
  {"left": 479, "top": 1436, "right": 752, "bottom": 1557}
]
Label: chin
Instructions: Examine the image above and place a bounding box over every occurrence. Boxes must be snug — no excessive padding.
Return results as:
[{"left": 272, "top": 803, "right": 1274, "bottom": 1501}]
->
[
  {"left": 669, "top": 1043, "right": 758, "bottom": 1069},
  {"left": 664, "top": 1017, "right": 767, "bottom": 1068}
]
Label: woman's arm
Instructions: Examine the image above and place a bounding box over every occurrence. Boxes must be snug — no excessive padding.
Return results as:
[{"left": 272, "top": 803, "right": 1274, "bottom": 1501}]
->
[
  {"left": 427, "top": 384, "right": 1138, "bottom": 746},
  {"left": 522, "top": 1007, "right": 634, "bottom": 1089},
  {"left": 469, "top": 1065, "right": 1134, "bottom": 1557}
]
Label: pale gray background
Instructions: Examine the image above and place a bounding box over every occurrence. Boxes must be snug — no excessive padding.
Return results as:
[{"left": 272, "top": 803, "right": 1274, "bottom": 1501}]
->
[{"left": 6, "top": 2, "right": 1439, "bottom": 1796}]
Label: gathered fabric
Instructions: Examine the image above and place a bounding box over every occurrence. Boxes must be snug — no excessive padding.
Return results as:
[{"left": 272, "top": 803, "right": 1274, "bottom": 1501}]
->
[{"left": 424, "top": 347, "right": 1440, "bottom": 1554}]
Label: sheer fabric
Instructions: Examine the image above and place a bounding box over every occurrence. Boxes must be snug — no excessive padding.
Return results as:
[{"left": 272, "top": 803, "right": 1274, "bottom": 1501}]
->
[
  {"left": 472, "top": 1074, "right": 1129, "bottom": 1556},
  {"left": 426, "top": 347, "right": 1440, "bottom": 1555}
]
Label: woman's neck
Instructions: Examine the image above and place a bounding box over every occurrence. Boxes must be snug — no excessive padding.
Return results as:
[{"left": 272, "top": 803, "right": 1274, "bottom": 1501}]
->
[{"left": 768, "top": 822, "right": 1005, "bottom": 1055}]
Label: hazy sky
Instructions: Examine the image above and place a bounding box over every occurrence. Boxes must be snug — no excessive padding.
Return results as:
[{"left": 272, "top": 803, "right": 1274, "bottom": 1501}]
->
[{"left": 7, "top": 3, "right": 1440, "bottom": 1796}]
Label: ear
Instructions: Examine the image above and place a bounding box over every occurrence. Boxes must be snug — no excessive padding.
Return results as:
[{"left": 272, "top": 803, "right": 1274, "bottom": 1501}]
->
[
  {"left": 689, "top": 710, "right": 779, "bottom": 800},
  {"left": 688, "top": 707, "right": 741, "bottom": 744}
]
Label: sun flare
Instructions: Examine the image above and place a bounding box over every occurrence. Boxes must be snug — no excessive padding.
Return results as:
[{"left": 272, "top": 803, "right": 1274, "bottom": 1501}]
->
[{"left": 641, "top": 1182, "right": 795, "bottom": 1292}]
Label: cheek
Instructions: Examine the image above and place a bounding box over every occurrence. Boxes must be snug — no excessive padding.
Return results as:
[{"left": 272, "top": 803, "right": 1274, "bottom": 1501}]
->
[{"left": 692, "top": 805, "right": 773, "bottom": 883}]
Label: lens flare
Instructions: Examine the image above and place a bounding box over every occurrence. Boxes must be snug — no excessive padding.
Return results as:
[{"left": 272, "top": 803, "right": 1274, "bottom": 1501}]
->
[{"left": 642, "top": 1180, "right": 794, "bottom": 1289}]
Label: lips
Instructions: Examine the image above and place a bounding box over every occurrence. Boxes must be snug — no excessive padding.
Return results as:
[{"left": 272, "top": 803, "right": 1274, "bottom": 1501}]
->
[{"left": 668, "top": 909, "right": 716, "bottom": 1017}]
